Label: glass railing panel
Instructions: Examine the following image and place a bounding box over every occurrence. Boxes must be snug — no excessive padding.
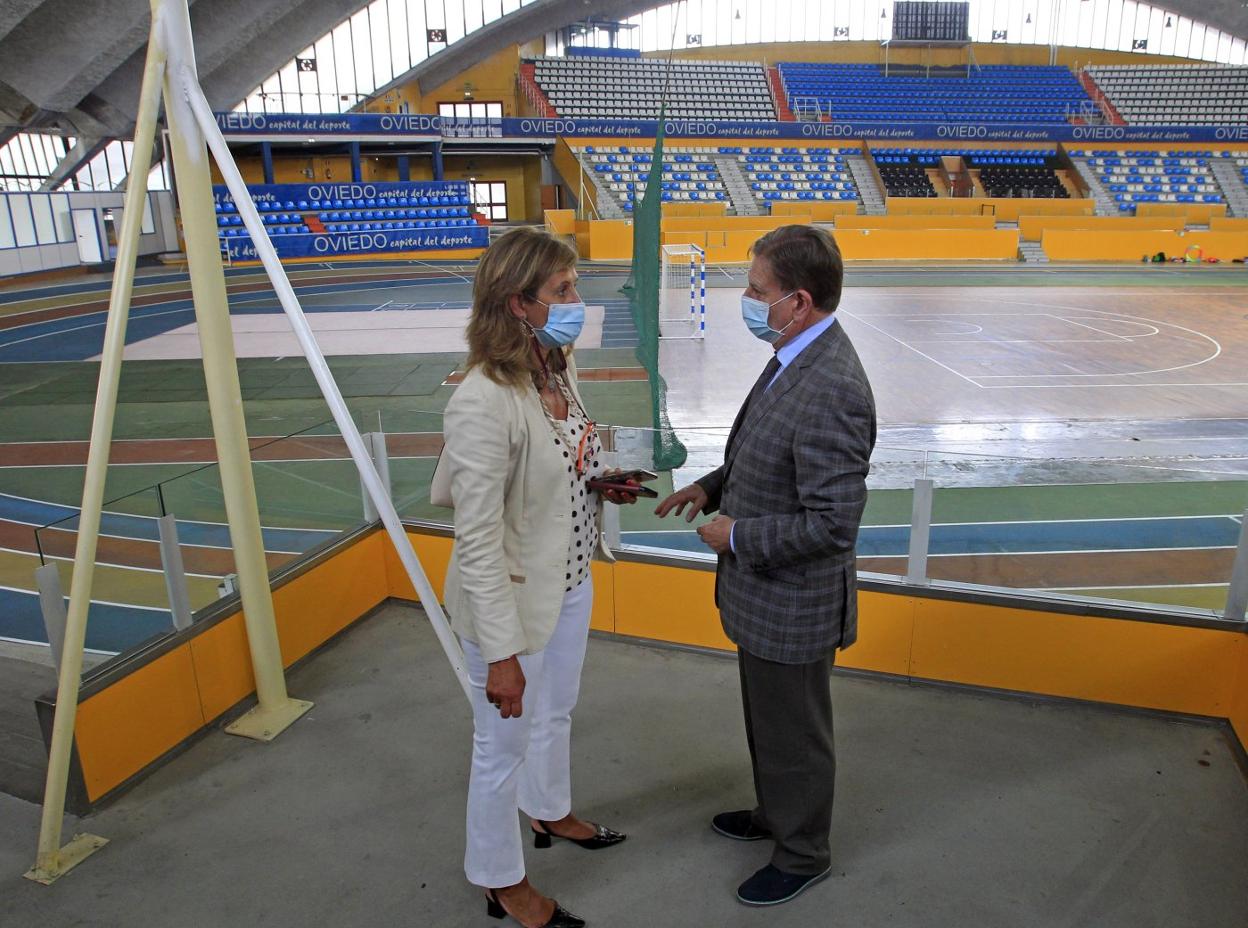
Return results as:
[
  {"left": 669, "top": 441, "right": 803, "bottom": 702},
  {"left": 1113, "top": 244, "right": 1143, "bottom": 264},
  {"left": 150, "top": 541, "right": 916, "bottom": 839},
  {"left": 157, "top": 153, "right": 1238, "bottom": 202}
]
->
[
  {"left": 377, "top": 409, "right": 447, "bottom": 524},
  {"left": 31, "top": 485, "right": 178, "bottom": 669},
  {"left": 919, "top": 453, "right": 1247, "bottom": 617}
]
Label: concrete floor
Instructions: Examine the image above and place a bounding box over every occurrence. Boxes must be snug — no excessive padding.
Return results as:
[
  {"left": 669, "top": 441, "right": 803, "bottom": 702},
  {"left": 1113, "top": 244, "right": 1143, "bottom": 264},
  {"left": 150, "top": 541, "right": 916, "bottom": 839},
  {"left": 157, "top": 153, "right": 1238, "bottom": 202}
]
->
[{"left": 2, "top": 602, "right": 1245, "bottom": 928}]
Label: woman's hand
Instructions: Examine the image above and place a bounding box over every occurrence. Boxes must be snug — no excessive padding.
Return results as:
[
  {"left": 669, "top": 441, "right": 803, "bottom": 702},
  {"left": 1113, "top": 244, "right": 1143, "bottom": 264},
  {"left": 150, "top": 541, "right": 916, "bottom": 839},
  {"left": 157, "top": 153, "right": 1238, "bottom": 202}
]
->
[
  {"left": 486, "top": 655, "right": 526, "bottom": 718},
  {"left": 599, "top": 468, "right": 640, "bottom": 506}
]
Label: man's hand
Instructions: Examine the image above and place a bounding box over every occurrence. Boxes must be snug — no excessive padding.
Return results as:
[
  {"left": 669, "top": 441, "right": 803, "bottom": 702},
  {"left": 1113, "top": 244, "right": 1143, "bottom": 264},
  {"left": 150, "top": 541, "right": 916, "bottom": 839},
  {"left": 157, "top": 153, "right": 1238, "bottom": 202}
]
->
[
  {"left": 654, "top": 483, "right": 709, "bottom": 522},
  {"left": 697, "top": 515, "right": 734, "bottom": 554},
  {"left": 486, "top": 655, "right": 526, "bottom": 719}
]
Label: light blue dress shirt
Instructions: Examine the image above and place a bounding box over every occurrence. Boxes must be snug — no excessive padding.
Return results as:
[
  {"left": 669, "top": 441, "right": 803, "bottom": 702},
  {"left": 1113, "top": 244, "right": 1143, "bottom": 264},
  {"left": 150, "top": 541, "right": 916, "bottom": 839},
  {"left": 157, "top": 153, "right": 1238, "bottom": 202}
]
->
[{"left": 728, "top": 311, "right": 839, "bottom": 552}]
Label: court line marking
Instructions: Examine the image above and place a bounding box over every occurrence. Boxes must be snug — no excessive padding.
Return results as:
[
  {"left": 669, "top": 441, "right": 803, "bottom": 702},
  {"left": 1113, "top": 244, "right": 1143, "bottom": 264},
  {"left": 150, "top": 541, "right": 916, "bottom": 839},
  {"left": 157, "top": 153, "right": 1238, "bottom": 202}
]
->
[
  {"left": 0, "top": 544, "right": 221, "bottom": 580},
  {"left": 839, "top": 310, "right": 984, "bottom": 389},
  {"left": 1052, "top": 316, "right": 1134, "bottom": 340},
  {"left": 851, "top": 302, "right": 1223, "bottom": 383},
  {"left": 0, "top": 582, "right": 170, "bottom": 612}
]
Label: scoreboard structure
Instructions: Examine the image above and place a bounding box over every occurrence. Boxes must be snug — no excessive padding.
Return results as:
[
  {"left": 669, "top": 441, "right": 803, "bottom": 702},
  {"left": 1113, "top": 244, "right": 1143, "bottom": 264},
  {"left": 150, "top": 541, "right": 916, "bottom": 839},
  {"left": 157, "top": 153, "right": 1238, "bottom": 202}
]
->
[{"left": 891, "top": 1, "right": 972, "bottom": 42}]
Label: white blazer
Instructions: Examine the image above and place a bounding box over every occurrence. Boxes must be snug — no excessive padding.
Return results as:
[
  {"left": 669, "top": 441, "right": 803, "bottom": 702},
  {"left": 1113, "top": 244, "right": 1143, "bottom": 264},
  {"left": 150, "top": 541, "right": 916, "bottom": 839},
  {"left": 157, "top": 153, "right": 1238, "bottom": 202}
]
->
[{"left": 441, "top": 354, "right": 612, "bottom": 663}]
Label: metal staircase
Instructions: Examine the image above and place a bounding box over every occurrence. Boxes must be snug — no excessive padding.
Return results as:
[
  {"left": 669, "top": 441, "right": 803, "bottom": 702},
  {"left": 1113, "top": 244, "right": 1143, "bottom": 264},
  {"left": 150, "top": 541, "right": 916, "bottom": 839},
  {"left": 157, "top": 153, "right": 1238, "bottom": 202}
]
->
[
  {"left": 713, "top": 153, "right": 763, "bottom": 216},
  {"left": 1210, "top": 160, "right": 1248, "bottom": 218},
  {"left": 1071, "top": 158, "right": 1117, "bottom": 216},
  {"left": 846, "top": 156, "right": 886, "bottom": 215}
]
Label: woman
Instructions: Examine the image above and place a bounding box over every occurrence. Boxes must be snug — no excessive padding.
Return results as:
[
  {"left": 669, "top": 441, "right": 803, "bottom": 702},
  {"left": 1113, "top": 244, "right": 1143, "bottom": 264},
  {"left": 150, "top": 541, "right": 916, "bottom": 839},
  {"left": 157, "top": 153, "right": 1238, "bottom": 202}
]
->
[{"left": 441, "top": 226, "right": 636, "bottom": 928}]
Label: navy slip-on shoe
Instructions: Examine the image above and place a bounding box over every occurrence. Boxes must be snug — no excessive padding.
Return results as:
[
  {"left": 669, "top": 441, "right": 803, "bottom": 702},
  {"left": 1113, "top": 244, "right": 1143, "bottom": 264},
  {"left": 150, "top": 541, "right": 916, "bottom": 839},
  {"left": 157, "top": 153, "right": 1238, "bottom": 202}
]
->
[
  {"left": 736, "top": 863, "right": 832, "bottom": 906},
  {"left": 711, "top": 810, "right": 772, "bottom": 841}
]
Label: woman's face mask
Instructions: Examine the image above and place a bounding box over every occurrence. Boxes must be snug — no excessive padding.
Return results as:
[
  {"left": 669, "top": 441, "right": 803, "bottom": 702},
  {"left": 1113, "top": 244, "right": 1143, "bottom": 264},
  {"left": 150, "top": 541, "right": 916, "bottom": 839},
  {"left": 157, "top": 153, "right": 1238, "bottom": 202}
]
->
[
  {"left": 528, "top": 298, "right": 586, "bottom": 348},
  {"left": 741, "top": 291, "right": 796, "bottom": 344}
]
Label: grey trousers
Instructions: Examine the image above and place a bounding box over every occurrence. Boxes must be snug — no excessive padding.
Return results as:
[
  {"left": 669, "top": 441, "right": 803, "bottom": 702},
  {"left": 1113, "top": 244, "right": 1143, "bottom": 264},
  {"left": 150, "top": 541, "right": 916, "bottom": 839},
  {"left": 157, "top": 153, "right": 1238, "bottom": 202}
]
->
[{"left": 738, "top": 646, "right": 836, "bottom": 875}]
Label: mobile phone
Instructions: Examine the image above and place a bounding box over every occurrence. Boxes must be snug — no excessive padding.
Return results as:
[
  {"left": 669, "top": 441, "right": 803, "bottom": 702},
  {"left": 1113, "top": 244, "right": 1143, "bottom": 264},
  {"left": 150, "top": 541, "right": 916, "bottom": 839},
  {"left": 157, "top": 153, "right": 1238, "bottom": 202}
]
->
[
  {"left": 611, "top": 468, "right": 658, "bottom": 483},
  {"left": 586, "top": 479, "right": 659, "bottom": 498}
]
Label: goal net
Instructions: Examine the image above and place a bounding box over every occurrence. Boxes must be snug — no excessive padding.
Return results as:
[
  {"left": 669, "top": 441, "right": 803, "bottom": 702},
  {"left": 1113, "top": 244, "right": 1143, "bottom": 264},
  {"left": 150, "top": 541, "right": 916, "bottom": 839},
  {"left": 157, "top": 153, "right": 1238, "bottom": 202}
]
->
[{"left": 659, "top": 244, "right": 706, "bottom": 339}]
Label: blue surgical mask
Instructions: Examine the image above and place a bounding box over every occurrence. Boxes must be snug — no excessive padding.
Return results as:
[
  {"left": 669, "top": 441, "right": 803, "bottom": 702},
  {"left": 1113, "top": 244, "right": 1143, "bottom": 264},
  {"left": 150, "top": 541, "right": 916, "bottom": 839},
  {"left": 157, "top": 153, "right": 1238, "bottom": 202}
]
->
[
  {"left": 528, "top": 299, "right": 586, "bottom": 348},
  {"left": 741, "top": 292, "right": 796, "bottom": 344}
]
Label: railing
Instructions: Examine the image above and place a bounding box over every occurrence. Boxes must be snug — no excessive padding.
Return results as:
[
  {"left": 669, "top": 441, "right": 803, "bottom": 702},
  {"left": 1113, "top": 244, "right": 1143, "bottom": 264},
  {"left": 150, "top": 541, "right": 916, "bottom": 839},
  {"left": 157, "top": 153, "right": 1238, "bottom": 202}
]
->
[
  {"left": 518, "top": 65, "right": 554, "bottom": 119},
  {"left": 21, "top": 416, "right": 1248, "bottom": 679}
]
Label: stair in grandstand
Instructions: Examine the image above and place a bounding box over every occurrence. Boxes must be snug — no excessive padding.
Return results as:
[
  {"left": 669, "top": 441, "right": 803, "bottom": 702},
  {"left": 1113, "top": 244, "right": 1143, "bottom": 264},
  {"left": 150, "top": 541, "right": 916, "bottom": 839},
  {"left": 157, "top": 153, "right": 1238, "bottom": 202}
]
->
[
  {"left": 712, "top": 153, "right": 764, "bottom": 216},
  {"left": 1070, "top": 157, "right": 1117, "bottom": 215},
  {"left": 846, "top": 155, "right": 886, "bottom": 215},
  {"left": 573, "top": 150, "right": 625, "bottom": 219},
  {"left": 767, "top": 66, "right": 795, "bottom": 121},
  {"left": 1018, "top": 239, "right": 1050, "bottom": 264},
  {"left": 1209, "top": 159, "right": 1248, "bottom": 218}
]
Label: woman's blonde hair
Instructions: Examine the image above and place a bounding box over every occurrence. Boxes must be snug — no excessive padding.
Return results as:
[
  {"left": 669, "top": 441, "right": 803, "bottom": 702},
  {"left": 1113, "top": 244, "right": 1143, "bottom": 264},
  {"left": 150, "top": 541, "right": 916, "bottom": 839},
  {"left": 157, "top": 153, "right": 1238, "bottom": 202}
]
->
[{"left": 465, "top": 226, "right": 578, "bottom": 387}]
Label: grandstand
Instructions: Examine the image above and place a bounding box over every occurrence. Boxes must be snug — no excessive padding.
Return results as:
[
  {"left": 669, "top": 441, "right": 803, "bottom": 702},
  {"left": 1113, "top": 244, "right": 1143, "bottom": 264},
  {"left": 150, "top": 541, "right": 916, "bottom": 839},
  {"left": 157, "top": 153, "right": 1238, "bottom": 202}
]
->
[
  {"left": 778, "top": 63, "right": 1093, "bottom": 123},
  {"left": 1087, "top": 64, "right": 1248, "bottom": 125},
  {"left": 531, "top": 55, "right": 776, "bottom": 120},
  {"left": 1068, "top": 149, "right": 1227, "bottom": 213}
]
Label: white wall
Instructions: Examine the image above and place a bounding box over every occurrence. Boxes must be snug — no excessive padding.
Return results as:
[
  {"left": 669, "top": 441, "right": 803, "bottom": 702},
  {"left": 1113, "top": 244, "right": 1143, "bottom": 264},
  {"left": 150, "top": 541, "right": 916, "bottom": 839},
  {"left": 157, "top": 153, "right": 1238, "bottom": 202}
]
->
[{"left": 0, "top": 190, "right": 179, "bottom": 278}]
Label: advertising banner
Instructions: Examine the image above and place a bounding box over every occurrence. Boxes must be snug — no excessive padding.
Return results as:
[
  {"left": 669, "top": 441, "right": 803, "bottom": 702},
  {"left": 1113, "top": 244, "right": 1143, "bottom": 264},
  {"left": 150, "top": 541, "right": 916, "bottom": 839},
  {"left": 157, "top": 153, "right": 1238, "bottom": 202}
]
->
[
  {"left": 213, "top": 180, "right": 469, "bottom": 209},
  {"left": 223, "top": 225, "right": 488, "bottom": 261},
  {"left": 215, "top": 111, "right": 1248, "bottom": 145}
]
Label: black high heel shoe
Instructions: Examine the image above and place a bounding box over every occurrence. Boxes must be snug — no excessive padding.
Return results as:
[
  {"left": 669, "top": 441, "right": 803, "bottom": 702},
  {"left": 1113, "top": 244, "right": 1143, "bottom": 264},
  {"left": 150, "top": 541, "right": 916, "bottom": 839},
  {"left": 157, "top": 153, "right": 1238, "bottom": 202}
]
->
[
  {"left": 532, "top": 819, "right": 627, "bottom": 850},
  {"left": 485, "top": 888, "right": 586, "bottom": 928}
]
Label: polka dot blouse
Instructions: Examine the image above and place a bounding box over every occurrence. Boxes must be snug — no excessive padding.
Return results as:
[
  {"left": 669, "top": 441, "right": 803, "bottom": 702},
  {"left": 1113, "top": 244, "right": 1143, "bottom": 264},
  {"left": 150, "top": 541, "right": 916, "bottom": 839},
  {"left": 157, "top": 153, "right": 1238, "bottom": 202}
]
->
[{"left": 539, "top": 376, "right": 605, "bottom": 592}]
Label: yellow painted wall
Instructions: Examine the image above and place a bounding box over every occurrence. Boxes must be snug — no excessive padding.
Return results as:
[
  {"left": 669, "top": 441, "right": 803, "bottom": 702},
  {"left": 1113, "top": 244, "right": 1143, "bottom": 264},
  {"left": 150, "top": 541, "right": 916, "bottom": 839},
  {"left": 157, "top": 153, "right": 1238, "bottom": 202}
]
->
[
  {"left": 582, "top": 220, "right": 634, "bottom": 261},
  {"left": 553, "top": 137, "right": 597, "bottom": 217},
  {"left": 1232, "top": 635, "right": 1248, "bottom": 750},
  {"left": 544, "top": 209, "right": 576, "bottom": 234},
  {"left": 770, "top": 201, "right": 858, "bottom": 219},
  {"left": 1042, "top": 229, "right": 1248, "bottom": 261},
  {"left": 662, "top": 226, "right": 812, "bottom": 263},
  {"left": 836, "top": 214, "right": 996, "bottom": 230},
  {"left": 1134, "top": 202, "right": 1229, "bottom": 223},
  {"left": 1210, "top": 217, "right": 1248, "bottom": 232},
  {"left": 391, "top": 46, "right": 524, "bottom": 116},
  {"left": 662, "top": 202, "right": 728, "bottom": 218},
  {"left": 661, "top": 215, "right": 799, "bottom": 232},
  {"left": 833, "top": 228, "right": 1019, "bottom": 260},
  {"left": 888, "top": 197, "right": 1093, "bottom": 220},
  {"left": 1018, "top": 214, "right": 1186, "bottom": 241},
  {"left": 442, "top": 154, "right": 543, "bottom": 222}
]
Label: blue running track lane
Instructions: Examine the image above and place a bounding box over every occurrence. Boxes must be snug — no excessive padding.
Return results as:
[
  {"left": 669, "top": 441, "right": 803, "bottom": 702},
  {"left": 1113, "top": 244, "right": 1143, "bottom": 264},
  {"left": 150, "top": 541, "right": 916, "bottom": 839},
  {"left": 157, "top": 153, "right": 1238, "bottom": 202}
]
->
[{"left": 622, "top": 515, "right": 1242, "bottom": 557}]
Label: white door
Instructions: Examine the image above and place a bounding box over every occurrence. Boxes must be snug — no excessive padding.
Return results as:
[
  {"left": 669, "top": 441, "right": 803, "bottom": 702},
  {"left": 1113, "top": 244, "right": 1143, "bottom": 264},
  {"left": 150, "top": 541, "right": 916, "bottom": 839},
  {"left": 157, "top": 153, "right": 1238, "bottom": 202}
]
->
[{"left": 72, "top": 209, "right": 103, "bottom": 264}]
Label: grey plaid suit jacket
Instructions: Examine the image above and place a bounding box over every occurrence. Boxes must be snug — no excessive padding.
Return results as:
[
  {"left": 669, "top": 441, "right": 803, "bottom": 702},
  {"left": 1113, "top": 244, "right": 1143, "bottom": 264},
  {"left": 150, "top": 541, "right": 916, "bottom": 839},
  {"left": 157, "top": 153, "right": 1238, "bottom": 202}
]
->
[{"left": 695, "top": 319, "right": 876, "bottom": 664}]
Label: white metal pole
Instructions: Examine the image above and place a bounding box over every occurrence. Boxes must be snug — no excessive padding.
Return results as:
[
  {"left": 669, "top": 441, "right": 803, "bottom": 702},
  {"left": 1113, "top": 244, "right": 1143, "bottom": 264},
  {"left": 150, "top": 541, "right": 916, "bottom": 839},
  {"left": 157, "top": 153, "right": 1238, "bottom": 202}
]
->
[
  {"left": 26, "top": 15, "right": 168, "bottom": 886},
  {"left": 159, "top": 0, "right": 311, "bottom": 742},
  {"left": 183, "top": 81, "right": 470, "bottom": 699}
]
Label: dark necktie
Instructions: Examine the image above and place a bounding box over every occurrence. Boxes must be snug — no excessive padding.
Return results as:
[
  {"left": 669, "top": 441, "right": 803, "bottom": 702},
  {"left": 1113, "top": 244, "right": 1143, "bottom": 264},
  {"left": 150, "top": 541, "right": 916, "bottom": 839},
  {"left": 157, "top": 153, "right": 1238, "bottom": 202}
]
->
[
  {"left": 747, "top": 355, "right": 782, "bottom": 407},
  {"left": 726, "top": 355, "right": 782, "bottom": 465}
]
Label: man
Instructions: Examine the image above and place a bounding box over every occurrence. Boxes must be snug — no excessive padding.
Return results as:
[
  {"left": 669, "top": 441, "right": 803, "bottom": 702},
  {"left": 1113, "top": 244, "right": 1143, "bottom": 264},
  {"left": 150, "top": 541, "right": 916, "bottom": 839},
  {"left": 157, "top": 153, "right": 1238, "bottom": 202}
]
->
[{"left": 655, "top": 224, "right": 876, "bottom": 907}]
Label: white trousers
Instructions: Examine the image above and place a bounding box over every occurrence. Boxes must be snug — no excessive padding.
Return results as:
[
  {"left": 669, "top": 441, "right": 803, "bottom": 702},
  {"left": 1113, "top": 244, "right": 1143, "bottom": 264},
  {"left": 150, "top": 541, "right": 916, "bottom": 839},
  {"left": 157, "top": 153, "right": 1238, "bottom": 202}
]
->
[{"left": 462, "top": 574, "right": 594, "bottom": 888}]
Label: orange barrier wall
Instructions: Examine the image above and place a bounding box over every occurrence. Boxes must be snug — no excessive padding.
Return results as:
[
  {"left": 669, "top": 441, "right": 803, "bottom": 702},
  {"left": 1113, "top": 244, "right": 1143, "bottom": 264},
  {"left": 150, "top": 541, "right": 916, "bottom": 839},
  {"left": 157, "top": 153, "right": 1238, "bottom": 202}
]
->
[
  {"left": 1134, "top": 202, "right": 1228, "bottom": 223},
  {"left": 770, "top": 201, "right": 858, "bottom": 219},
  {"left": 574, "top": 219, "right": 634, "bottom": 261},
  {"left": 660, "top": 215, "right": 799, "bottom": 232},
  {"left": 62, "top": 525, "right": 1247, "bottom": 809},
  {"left": 544, "top": 209, "right": 576, "bottom": 235},
  {"left": 1210, "top": 217, "right": 1248, "bottom": 232},
  {"left": 836, "top": 214, "right": 996, "bottom": 230},
  {"left": 611, "top": 558, "right": 1245, "bottom": 724},
  {"left": 662, "top": 202, "right": 727, "bottom": 218},
  {"left": 1041, "top": 229, "right": 1248, "bottom": 262},
  {"left": 1018, "top": 215, "right": 1186, "bottom": 242},
  {"left": 888, "top": 197, "right": 1094, "bottom": 221},
  {"left": 662, "top": 223, "right": 814, "bottom": 263},
  {"left": 832, "top": 228, "right": 1019, "bottom": 260}
]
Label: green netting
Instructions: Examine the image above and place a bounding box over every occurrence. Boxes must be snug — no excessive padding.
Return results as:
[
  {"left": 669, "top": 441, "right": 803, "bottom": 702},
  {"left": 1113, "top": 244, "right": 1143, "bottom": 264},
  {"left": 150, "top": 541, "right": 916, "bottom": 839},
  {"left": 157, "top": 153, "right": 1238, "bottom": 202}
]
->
[{"left": 622, "top": 107, "right": 688, "bottom": 472}]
